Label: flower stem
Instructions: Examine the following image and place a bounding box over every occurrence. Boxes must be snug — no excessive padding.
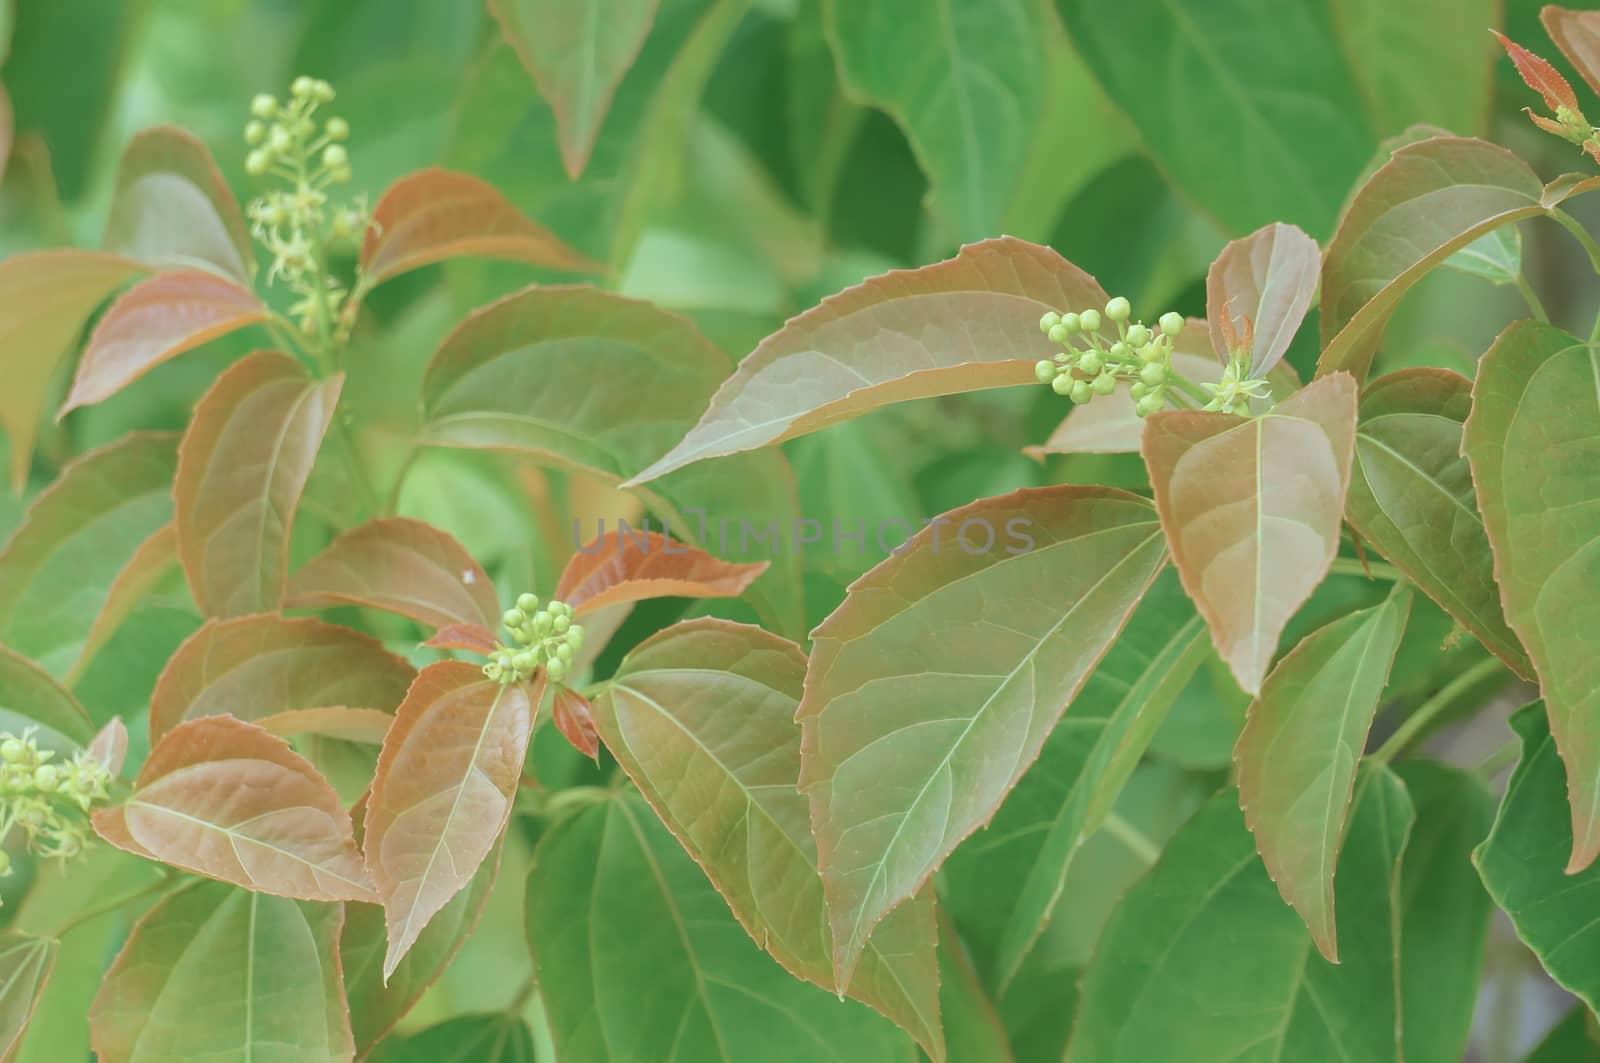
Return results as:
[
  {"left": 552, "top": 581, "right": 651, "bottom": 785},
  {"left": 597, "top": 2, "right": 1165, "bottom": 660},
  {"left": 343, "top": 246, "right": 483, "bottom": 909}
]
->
[
  {"left": 1512, "top": 273, "right": 1549, "bottom": 323},
  {"left": 1372, "top": 657, "right": 1510, "bottom": 764}
]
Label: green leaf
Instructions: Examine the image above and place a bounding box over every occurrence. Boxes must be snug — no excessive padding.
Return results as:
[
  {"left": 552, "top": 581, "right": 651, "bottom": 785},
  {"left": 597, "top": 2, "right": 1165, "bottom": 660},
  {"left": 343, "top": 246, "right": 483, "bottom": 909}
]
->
[
  {"left": 1143, "top": 372, "right": 1359, "bottom": 694},
  {"left": 59, "top": 270, "right": 268, "bottom": 415},
  {"left": 1394, "top": 761, "right": 1494, "bottom": 1063},
  {"left": 934, "top": 914, "right": 1012, "bottom": 1063},
  {"left": 1056, "top": 0, "right": 1375, "bottom": 237},
  {"left": 488, "top": 0, "right": 660, "bottom": 179},
  {"left": 69, "top": 522, "right": 180, "bottom": 687},
  {"left": 823, "top": 0, "right": 1049, "bottom": 242},
  {"left": 1333, "top": 0, "right": 1498, "bottom": 138},
  {"left": 590, "top": 618, "right": 942, "bottom": 1056},
  {"left": 0, "top": 932, "right": 56, "bottom": 1060},
  {"left": 1318, "top": 137, "right": 1548, "bottom": 383},
  {"left": 0, "top": 431, "right": 177, "bottom": 678},
  {"left": 525, "top": 794, "right": 919, "bottom": 1062},
  {"left": 629, "top": 238, "right": 1107, "bottom": 483},
  {"left": 89, "top": 881, "right": 353, "bottom": 1062},
  {"left": 1347, "top": 368, "right": 1532, "bottom": 677},
  {"left": 0, "top": 644, "right": 93, "bottom": 753},
  {"left": 93, "top": 715, "right": 375, "bottom": 902},
  {"left": 1205, "top": 222, "right": 1319, "bottom": 377},
  {"left": 101, "top": 125, "right": 254, "bottom": 285},
  {"left": 367, "top": 1013, "right": 534, "bottom": 1063},
  {"left": 0, "top": 250, "right": 143, "bottom": 490},
  {"left": 1066, "top": 768, "right": 1413, "bottom": 1061},
  {"left": 1474, "top": 702, "right": 1600, "bottom": 1010},
  {"left": 175, "top": 351, "right": 342, "bottom": 618},
  {"left": 1234, "top": 586, "right": 1411, "bottom": 960},
  {"left": 148, "top": 614, "right": 416, "bottom": 743},
  {"left": 364, "top": 662, "right": 539, "bottom": 978},
  {"left": 1525, "top": 1005, "right": 1600, "bottom": 1062},
  {"left": 799, "top": 485, "right": 1167, "bottom": 985},
  {"left": 940, "top": 567, "right": 1209, "bottom": 990},
  {"left": 1444, "top": 226, "right": 1522, "bottom": 285},
  {"left": 1463, "top": 321, "right": 1600, "bottom": 869}
]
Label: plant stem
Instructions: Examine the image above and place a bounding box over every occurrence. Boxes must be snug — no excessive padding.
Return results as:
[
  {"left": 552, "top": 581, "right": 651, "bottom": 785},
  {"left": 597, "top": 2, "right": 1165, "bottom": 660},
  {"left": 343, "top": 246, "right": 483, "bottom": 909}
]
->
[
  {"left": 1549, "top": 208, "right": 1600, "bottom": 279},
  {"left": 1327, "top": 557, "right": 1403, "bottom": 581},
  {"left": 1512, "top": 273, "right": 1549, "bottom": 323},
  {"left": 49, "top": 869, "right": 180, "bottom": 937},
  {"left": 1102, "top": 812, "right": 1162, "bottom": 867},
  {"left": 1165, "top": 370, "right": 1212, "bottom": 407},
  {"left": 1372, "top": 657, "right": 1510, "bottom": 764}
]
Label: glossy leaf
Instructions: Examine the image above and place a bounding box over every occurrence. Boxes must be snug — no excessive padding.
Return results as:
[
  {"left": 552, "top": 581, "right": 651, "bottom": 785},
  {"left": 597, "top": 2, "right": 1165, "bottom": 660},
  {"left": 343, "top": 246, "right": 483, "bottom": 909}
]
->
[
  {"left": 255, "top": 707, "right": 394, "bottom": 746},
  {"left": 367, "top": 1013, "right": 534, "bottom": 1063},
  {"left": 488, "top": 0, "right": 659, "bottom": 179},
  {"left": 1143, "top": 372, "right": 1359, "bottom": 694},
  {"left": 0, "top": 250, "right": 143, "bottom": 489},
  {"left": 101, "top": 125, "right": 254, "bottom": 284},
  {"left": 1347, "top": 368, "right": 1532, "bottom": 677},
  {"left": 0, "top": 933, "right": 55, "bottom": 1062},
  {"left": 799, "top": 485, "right": 1167, "bottom": 984},
  {"left": 148, "top": 614, "right": 415, "bottom": 742},
  {"left": 555, "top": 528, "right": 766, "bottom": 614},
  {"left": 93, "top": 714, "right": 375, "bottom": 901},
  {"left": 1463, "top": 321, "right": 1600, "bottom": 870},
  {"left": 363, "top": 661, "right": 539, "bottom": 978},
  {"left": 1395, "top": 761, "right": 1494, "bottom": 1063},
  {"left": 359, "top": 168, "right": 596, "bottom": 287},
  {"left": 824, "top": 0, "right": 1048, "bottom": 241},
  {"left": 940, "top": 569, "right": 1210, "bottom": 989},
  {"left": 1544, "top": 6, "right": 1600, "bottom": 98},
  {"left": 1066, "top": 768, "right": 1412, "bottom": 1061},
  {"left": 549, "top": 685, "right": 598, "bottom": 760},
  {"left": 1205, "top": 222, "right": 1319, "bottom": 377},
  {"left": 60, "top": 270, "right": 267, "bottom": 414},
  {"left": 175, "top": 351, "right": 342, "bottom": 618},
  {"left": 285, "top": 517, "right": 499, "bottom": 631},
  {"left": 89, "top": 881, "right": 353, "bottom": 1063},
  {"left": 0, "top": 644, "right": 94, "bottom": 752},
  {"left": 1235, "top": 586, "right": 1411, "bottom": 960},
  {"left": 1319, "top": 137, "right": 1547, "bottom": 383},
  {"left": 591, "top": 618, "right": 942, "bottom": 1055},
  {"left": 628, "top": 237, "right": 1108, "bottom": 483},
  {"left": 0, "top": 431, "right": 177, "bottom": 678},
  {"left": 525, "top": 795, "right": 920, "bottom": 1062}
]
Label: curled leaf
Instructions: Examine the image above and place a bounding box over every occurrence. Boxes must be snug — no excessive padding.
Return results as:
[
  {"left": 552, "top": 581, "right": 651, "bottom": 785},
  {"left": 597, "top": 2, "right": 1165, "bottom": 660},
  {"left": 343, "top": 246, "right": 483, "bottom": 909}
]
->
[
  {"left": 1205, "top": 222, "right": 1319, "bottom": 377},
  {"left": 555, "top": 527, "right": 766, "bottom": 614},
  {"left": 550, "top": 686, "right": 598, "bottom": 760},
  {"left": 87, "top": 717, "right": 129, "bottom": 777}
]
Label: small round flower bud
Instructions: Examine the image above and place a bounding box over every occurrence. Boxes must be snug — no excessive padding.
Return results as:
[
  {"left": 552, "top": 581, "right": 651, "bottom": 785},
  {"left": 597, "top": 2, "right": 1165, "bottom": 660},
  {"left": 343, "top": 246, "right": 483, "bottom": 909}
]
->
[
  {"left": 0, "top": 739, "right": 24, "bottom": 763},
  {"left": 1126, "top": 324, "right": 1151, "bottom": 347},
  {"left": 251, "top": 94, "right": 278, "bottom": 118},
  {"left": 1076, "top": 352, "right": 1102, "bottom": 375},
  {"left": 1139, "top": 342, "right": 1164, "bottom": 364},
  {"left": 1061, "top": 312, "right": 1080, "bottom": 333},
  {"left": 513, "top": 651, "right": 537, "bottom": 672},
  {"left": 1039, "top": 311, "right": 1061, "bottom": 334},
  {"left": 1069, "top": 380, "right": 1094, "bottom": 405},
  {"left": 1140, "top": 363, "right": 1168, "bottom": 387},
  {"left": 547, "top": 658, "right": 569, "bottom": 682},
  {"left": 325, "top": 116, "right": 349, "bottom": 141},
  {"left": 566, "top": 627, "right": 585, "bottom": 650},
  {"left": 293, "top": 75, "right": 316, "bottom": 99},
  {"left": 269, "top": 126, "right": 293, "bottom": 152},
  {"left": 553, "top": 615, "right": 571, "bottom": 634},
  {"left": 1130, "top": 382, "right": 1150, "bottom": 400},
  {"left": 314, "top": 80, "right": 335, "bottom": 103},
  {"left": 1047, "top": 323, "right": 1070, "bottom": 345},
  {"left": 1035, "top": 359, "right": 1056, "bottom": 383},
  {"left": 504, "top": 608, "right": 526, "bottom": 629},
  {"left": 555, "top": 643, "right": 574, "bottom": 664},
  {"left": 245, "top": 150, "right": 270, "bottom": 176},
  {"left": 517, "top": 592, "right": 540, "bottom": 613},
  {"left": 1092, "top": 372, "right": 1118, "bottom": 396},
  {"left": 533, "top": 613, "right": 553, "bottom": 637},
  {"left": 33, "top": 765, "right": 59, "bottom": 792},
  {"left": 1159, "top": 312, "right": 1184, "bottom": 337},
  {"left": 322, "top": 144, "right": 348, "bottom": 169},
  {"left": 1110, "top": 342, "right": 1130, "bottom": 361},
  {"left": 1105, "top": 296, "right": 1131, "bottom": 322},
  {"left": 1136, "top": 394, "right": 1165, "bottom": 417},
  {"left": 1078, "top": 309, "right": 1102, "bottom": 332},
  {"left": 245, "top": 121, "right": 266, "bottom": 145},
  {"left": 1051, "top": 374, "right": 1074, "bottom": 396}
]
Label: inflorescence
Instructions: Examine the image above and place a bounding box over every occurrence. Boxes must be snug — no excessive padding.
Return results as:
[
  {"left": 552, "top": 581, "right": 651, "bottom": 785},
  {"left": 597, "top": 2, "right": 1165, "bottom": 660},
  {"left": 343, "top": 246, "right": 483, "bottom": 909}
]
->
[
  {"left": 243, "top": 76, "right": 368, "bottom": 342},
  {"left": 0, "top": 730, "right": 113, "bottom": 875},
  {"left": 1036, "top": 298, "right": 1186, "bottom": 417},
  {"left": 484, "top": 594, "right": 586, "bottom": 686}
]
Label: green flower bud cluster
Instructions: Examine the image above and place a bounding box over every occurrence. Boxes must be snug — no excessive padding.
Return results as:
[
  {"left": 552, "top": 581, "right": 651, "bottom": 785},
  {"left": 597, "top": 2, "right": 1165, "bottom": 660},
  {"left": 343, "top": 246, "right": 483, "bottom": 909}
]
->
[
  {"left": 1036, "top": 299, "right": 1185, "bottom": 417},
  {"left": 483, "top": 593, "right": 586, "bottom": 686},
  {"left": 1200, "top": 359, "right": 1273, "bottom": 417},
  {"left": 243, "top": 77, "right": 369, "bottom": 342},
  {"left": 0, "top": 730, "right": 113, "bottom": 873}
]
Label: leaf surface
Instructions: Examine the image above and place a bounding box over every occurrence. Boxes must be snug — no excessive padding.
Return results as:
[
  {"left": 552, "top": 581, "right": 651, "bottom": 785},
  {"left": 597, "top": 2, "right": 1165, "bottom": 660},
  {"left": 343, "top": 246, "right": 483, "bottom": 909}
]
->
[
  {"left": 549, "top": 685, "right": 599, "bottom": 760},
  {"left": 555, "top": 528, "right": 766, "bottom": 614},
  {"left": 1463, "top": 321, "right": 1600, "bottom": 869},
  {"left": 366, "top": 1013, "right": 534, "bottom": 1063},
  {"left": 1544, "top": 6, "right": 1600, "bottom": 97},
  {"left": 1143, "top": 372, "right": 1358, "bottom": 694},
  {"left": 1205, "top": 222, "right": 1319, "bottom": 376},
  {"left": 69, "top": 521, "right": 180, "bottom": 685},
  {"left": 175, "top": 351, "right": 342, "bottom": 618},
  {"left": 799, "top": 485, "right": 1167, "bottom": 984},
  {"left": 255, "top": 707, "right": 394, "bottom": 746},
  {"left": 0, "top": 933, "right": 55, "bottom": 1063},
  {"left": 0, "top": 645, "right": 94, "bottom": 753},
  {"left": 60, "top": 270, "right": 267, "bottom": 413},
  {"left": 1334, "top": 0, "right": 1497, "bottom": 137}
]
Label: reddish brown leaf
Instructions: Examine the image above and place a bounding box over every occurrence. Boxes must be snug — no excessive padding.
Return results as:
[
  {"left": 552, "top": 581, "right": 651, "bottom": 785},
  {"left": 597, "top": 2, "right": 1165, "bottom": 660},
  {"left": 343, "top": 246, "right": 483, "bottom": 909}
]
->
[
  {"left": 1494, "top": 30, "right": 1581, "bottom": 114},
  {"left": 285, "top": 516, "right": 500, "bottom": 630},
  {"left": 60, "top": 270, "right": 268, "bottom": 414},
  {"left": 423, "top": 623, "right": 500, "bottom": 655},
  {"left": 551, "top": 686, "right": 599, "bottom": 760},
  {"left": 1205, "top": 222, "right": 1319, "bottom": 377},
  {"left": 92, "top": 714, "right": 377, "bottom": 901},
  {"left": 256, "top": 707, "right": 395, "bottom": 746},
  {"left": 87, "top": 717, "right": 129, "bottom": 778},
  {"left": 149, "top": 614, "right": 416, "bottom": 742},
  {"left": 363, "top": 662, "right": 540, "bottom": 978},
  {"left": 1544, "top": 6, "right": 1600, "bottom": 97},
  {"left": 102, "top": 125, "right": 255, "bottom": 284},
  {"left": 554, "top": 528, "right": 767, "bottom": 615},
  {"left": 175, "top": 351, "right": 342, "bottom": 617},
  {"left": 359, "top": 168, "right": 597, "bottom": 287},
  {"left": 0, "top": 250, "right": 144, "bottom": 489}
]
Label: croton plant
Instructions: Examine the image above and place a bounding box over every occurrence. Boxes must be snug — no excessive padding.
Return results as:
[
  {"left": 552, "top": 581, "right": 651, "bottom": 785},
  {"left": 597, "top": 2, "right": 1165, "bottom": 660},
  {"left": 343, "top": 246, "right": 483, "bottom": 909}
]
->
[{"left": 2, "top": 3, "right": 1600, "bottom": 1062}]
